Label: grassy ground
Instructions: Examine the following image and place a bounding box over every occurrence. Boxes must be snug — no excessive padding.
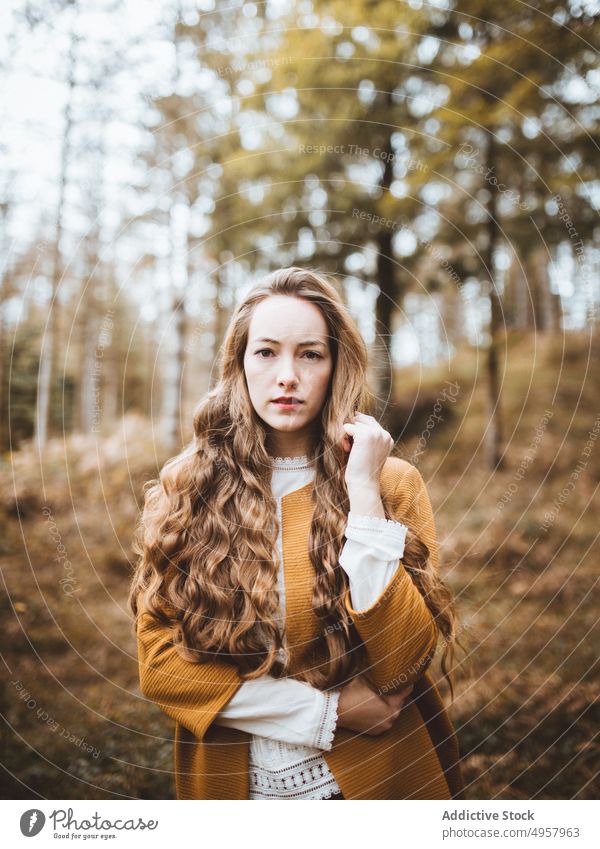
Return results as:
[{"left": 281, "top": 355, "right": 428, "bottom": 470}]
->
[
  {"left": 1, "top": 329, "right": 598, "bottom": 799},
  {"left": 399, "top": 329, "right": 600, "bottom": 799}
]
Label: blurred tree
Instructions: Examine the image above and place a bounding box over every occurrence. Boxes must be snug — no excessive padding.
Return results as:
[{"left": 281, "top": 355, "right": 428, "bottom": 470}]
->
[
  {"left": 407, "top": 0, "right": 600, "bottom": 467},
  {"left": 33, "top": 5, "right": 81, "bottom": 451},
  {"left": 136, "top": 2, "right": 264, "bottom": 447},
  {"left": 75, "top": 67, "right": 115, "bottom": 435},
  {"left": 26, "top": 0, "right": 89, "bottom": 450},
  {"left": 191, "top": 0, "right": 437, "bottom": 427},
  {"left": 0, "top": 4, "right": 24, "bottom": 454},
  {"left": 179, "top": 0, "right": 288, "bottom": 314}
]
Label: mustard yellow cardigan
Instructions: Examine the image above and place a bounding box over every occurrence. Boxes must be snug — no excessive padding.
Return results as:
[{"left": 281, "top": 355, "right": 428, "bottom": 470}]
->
[{"left": 136, "top": 457, "right": 464, "bottom": 799}]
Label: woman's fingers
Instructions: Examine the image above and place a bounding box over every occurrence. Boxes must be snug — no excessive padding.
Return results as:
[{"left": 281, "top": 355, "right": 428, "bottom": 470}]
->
[
  {"left": 382, "top": 683, "right": 414, "bottom": 706},
  {"left": 381, "top": 684, "right": 414, "bottom": 725},
  {"left": 337, "top": 676, "right": 416, "bottom": 736}
]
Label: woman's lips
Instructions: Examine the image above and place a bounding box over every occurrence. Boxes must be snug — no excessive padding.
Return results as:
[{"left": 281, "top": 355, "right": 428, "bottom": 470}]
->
[{"left": 272, "top": 400, "right": 303, "bottom": 409}]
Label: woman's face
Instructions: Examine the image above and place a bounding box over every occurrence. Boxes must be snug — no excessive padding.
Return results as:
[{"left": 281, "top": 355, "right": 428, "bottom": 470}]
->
[{"left": 243, "top": 295, "right": 333, "bottom": 455}]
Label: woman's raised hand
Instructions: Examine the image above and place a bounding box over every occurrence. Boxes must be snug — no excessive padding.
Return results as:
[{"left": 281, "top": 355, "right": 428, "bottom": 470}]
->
[
  {"left": 336, "top": 674, "right": 414, "bottom": 736},
  {"left": 341, "top": 412, "right": 394, "bottom": 492}
]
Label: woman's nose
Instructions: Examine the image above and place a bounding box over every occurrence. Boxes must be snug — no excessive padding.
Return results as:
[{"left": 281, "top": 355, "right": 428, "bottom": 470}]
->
[{"left": 277, "top": 360, "right": 299, "bottom": 384}]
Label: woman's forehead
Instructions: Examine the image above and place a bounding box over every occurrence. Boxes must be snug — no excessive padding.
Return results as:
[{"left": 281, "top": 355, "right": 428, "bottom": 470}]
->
[{"left": 249, "top": 296, "right": 329, "bottom": 341}]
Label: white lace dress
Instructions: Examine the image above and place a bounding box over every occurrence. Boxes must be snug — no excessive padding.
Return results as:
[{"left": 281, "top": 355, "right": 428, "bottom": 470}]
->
[{"left": 214, "top": 454, "right": 409, "bottom": 800}]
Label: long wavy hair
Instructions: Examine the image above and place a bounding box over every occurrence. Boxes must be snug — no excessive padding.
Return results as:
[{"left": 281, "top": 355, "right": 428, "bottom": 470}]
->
[{"left": 129, "top": 266, "right": 460, "bottom": 697}]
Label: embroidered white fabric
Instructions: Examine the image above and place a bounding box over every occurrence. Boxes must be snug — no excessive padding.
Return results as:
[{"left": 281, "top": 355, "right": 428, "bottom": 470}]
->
[
  {"left": 249, "top": 691, "right": 341, "bottom": 800},
  {"left": 215, "top": 453, "right": 409, "bottom": 800},
  {"left": 249, "top": 744, "right": 342, "bottom": 800}
]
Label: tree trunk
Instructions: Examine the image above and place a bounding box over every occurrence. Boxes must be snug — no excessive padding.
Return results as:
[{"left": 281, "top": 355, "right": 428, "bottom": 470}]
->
[
  {"left": 371, "top": 122, "right": 396, "bottom": 429},
  {"left": 77, "top": 227, "right": 102, "bottom": 433},
  {"left": 34, "top": 28, "right": 78, "bottom": 451},
  {"left": 161, "top": 192, "right": 189, "bottom": 450},
  {"left": 528, "top": 245, "right": 562, "bottom": 332},
  {"left": 504, "top": 254, "right": 529, "bottom": 330},
  {"left": 0, "top": 199, "right": 15, "bottom": 451},
  {"left": 77, "top": 300, "right": 98, "bottom": 432},
  {"left": 484, "top": 131, "right": 505, "bottom": 471},
  {"left": 373, "top": 228, "right": 395, "bottom": 425},
  {"left": 160, "top": 6, "right": 190, "bottom": 450},
  {"left": 161, "top": 293, "right": 186, "bottom": 451},
  {"left": 211, "top": 268, "right": 229, "bottom": 389}
]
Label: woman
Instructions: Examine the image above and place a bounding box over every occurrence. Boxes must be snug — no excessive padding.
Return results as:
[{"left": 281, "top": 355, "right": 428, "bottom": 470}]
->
[{"left": 129, "top": 266, "right": 464, "bottom": 800}]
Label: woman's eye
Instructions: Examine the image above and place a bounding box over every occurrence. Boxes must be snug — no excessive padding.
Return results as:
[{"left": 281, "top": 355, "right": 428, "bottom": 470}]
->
[{"left": 254, "top": 349, "right": 322, "bottom": 360}]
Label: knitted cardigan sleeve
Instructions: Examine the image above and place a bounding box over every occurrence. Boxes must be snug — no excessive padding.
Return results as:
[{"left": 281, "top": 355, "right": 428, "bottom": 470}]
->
[
  {"left": 343, "top": 464, "right": 440, "bottom": 692},
  {"left": 136, "top": 611, "right": 244, "bottom": 741}
]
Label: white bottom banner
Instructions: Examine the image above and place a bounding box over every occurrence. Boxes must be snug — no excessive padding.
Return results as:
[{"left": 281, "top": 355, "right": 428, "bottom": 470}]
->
[{"left": 2, "top": 799, "right": 599, "bottom": 847}]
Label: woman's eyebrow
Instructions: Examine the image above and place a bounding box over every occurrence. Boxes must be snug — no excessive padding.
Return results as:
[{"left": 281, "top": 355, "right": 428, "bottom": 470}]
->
[{"left": 253, "top": 337, "right": 327, "bottom": 348}]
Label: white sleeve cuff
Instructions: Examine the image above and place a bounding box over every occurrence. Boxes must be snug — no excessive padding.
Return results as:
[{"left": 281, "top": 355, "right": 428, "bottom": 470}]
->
[
  {"left": 345, "top": 512, "right": 408, "bottom": 559},
  {"left": 313, "top": 689, "right": 340, "bottom": 750},
  {"left": 339, "top": 514, "right": 408, "bottom": 612}
]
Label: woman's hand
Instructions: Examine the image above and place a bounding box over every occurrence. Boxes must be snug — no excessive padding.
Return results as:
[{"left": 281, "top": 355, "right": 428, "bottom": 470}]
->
[
  {"left": 342, "top": 411, "right": 394, "bottom": 493},
  {"left": 336, "top": 674, "right": 414, "bottom": 736}
]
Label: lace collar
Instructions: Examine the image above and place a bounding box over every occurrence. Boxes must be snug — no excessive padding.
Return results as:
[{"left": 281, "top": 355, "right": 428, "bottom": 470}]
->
[{"left": 268, "top": 454, "right": 312, "bottom": 471}]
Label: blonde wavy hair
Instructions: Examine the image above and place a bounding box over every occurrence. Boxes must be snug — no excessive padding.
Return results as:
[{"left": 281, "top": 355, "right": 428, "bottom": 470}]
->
[{"left": 128, "top": 266, "right": 460, "bottom": 697}]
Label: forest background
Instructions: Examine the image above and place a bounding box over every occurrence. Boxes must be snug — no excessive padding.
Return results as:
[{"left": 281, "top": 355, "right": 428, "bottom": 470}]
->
[{"left": 1, "top": 0, "right": 599, "bottom": 799}]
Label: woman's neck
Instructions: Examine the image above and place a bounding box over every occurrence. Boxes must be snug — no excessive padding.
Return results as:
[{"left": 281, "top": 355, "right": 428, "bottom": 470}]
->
[{"left": 266, "top": 438, "right": 313, "bottom": 459}]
